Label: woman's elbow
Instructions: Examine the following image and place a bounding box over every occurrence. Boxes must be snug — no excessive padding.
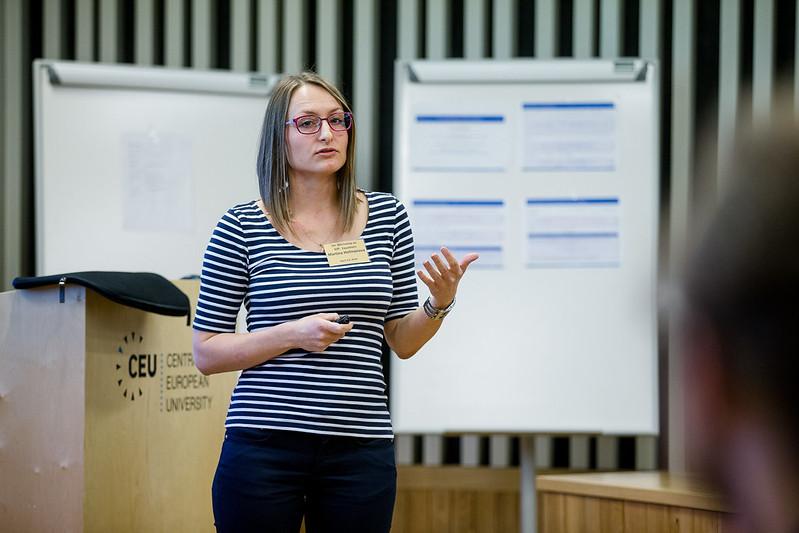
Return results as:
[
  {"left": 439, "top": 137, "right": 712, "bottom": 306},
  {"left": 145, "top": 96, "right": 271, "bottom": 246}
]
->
[
  {"left": 393, "top": 345, "right": 420, "bottom": 360},
  {"left": 192, "top": 336, "right": 218, "bottom": 375},
  {"left": 192, "top": 350, "right": 214, "bottom": 375}
]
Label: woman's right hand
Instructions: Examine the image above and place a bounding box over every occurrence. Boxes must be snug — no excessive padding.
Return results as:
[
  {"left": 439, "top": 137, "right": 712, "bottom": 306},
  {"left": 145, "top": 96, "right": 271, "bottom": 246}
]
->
[{"left": 292, "top": 313, "right": 353, "bottom": 352}]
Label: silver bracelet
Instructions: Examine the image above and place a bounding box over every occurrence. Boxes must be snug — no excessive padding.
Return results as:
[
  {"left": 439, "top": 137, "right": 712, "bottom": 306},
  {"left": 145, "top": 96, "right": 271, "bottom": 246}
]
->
[{"left": 423, "top": 296, "right": 455, "bottom": 320}]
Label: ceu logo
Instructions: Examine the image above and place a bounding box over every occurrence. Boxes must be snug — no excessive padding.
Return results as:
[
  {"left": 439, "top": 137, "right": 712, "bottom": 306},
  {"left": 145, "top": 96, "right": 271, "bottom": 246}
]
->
[{"left": 115, "top": 331, "right": 158, "bottom": 401}]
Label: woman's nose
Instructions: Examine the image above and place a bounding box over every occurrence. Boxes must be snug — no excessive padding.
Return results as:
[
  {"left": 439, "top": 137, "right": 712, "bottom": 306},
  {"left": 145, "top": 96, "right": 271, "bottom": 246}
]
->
[{"left": 318, "top": 120, "right": 333, "bottom": 141}]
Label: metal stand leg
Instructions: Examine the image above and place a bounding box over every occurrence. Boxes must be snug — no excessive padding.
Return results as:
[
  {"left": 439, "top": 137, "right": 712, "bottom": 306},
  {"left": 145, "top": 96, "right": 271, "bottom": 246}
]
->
[{"left": 520, "top": 435, "right": 537, "bottom": 533}]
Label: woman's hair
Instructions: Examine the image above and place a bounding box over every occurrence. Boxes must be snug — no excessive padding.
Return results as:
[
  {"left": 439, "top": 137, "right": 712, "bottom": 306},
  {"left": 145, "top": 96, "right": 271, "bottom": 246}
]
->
[{"left": 256, "top": 72, "right": 358, "bottom": 234}]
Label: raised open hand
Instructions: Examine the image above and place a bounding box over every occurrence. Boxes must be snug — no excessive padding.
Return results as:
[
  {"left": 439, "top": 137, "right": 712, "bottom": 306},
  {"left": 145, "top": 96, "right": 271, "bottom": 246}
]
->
[{"left": 416, "top": 247, "right": 479, "bottom": 308}]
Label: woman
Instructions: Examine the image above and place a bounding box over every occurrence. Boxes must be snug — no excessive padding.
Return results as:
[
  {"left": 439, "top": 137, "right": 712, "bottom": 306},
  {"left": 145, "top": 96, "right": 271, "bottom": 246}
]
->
[{"left": 192, "top": 72, "right": 478, "bottom": 533}]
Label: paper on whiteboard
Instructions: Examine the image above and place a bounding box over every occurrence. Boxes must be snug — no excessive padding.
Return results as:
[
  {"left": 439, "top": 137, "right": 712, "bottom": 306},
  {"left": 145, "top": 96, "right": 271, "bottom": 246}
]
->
[
  {"left": 526, "top": 198, "right": 620, "bottom": 267},
  {"left": 409, "top": 114, "right": 511, "bottom": 172},
  {"left": 522, "top": 102, "right": 616, "bottom": 171},
  {"left": 122, "top": 130, "right": 194, "bottom": 232},
  {"left": 412, "top": 200, "right": 505, "bottom": 268}
]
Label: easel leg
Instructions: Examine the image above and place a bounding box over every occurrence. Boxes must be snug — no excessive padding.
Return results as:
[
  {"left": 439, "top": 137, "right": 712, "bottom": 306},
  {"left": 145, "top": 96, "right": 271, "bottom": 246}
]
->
[{"left": 520, "top": 435, "right": 537, "bottom": 533}]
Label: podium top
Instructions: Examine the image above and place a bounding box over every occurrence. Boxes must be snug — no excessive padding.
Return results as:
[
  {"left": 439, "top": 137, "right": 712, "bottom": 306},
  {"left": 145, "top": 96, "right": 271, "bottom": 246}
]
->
[{"left": 12, "top": 271, "right": 190, "bottom": 320}]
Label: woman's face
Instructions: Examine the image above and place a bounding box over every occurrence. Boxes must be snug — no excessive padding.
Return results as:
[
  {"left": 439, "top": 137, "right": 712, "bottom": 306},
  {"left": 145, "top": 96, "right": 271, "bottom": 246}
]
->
[{"left": 285, "top": 84, "right": 349, "bottom": 180}]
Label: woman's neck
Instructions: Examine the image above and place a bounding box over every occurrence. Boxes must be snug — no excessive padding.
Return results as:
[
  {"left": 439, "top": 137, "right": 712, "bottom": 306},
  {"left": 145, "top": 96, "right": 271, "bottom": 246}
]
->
[{"left": 288, "top": 173, "right": 339, "bottom": 218}]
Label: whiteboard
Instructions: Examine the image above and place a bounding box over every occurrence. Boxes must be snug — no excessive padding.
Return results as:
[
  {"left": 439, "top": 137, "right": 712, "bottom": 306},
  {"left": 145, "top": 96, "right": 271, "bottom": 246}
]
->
[
  {"left": 34, "top": 60, "right": 275, "bottom": 279},
  {"left": 390, "top": 59, "right": 659, "bottom": 435}
]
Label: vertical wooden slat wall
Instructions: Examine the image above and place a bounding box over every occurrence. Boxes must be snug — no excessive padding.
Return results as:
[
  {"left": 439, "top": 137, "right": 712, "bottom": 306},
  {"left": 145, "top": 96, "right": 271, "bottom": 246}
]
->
[
  {"left": 639, "top": 0, "right": 662, "bottom": 59},
  {"left": 354, "top": 0, "right": 378, "bottom": 189},
  {"left": 283, "top": 0, "right": 306, "bottom": 74},
  {"left": 76, "top": 0, "right": 94, "bottom": 61},
  {"left": 43, "top": 0, "right": 65, "bottom": 60},
  {"left": 493, "top": 0, "right": 516, "bottom": 59},
  {"left": 231, "top": 0, "right": 252, "bottom": 72},
  {"left": 2, "top": 0, "right": 796, "bottom": 485},
  {"left": 668, "top": 0, "right": 696, "bottom": 474},
  {"left": 464, "top": 0, "right": 487, "bottom": 60},
  {"left": 796, "top": 0, "right": 799, "bottom": 120},
  {"left": 573, "top": 0, "right": 596, "bottom": 59},
  {"left": 398, "top": 0, "right": 419, "bottom": 60},
  {"left": 193, "top": 0, "right": 214, "bottom": 70},
  {"left": 600, "top": 0, "right": 623, "bottom": 58},
  {"left": 135, "top": 0, "right": 155, "bottom": 65},
  {"left": 257, "top": 0, "right": 279, "bottom": 74},
  {"left": 753, "top": 0, "right": 775, "bottom": 128},
  {"left": 2, "top": 0, "right": 29, "bottom": 293},
  {"left": 535, "top": 0, "right": 558, "bottom": 59},
  {"left": 426, "top": 0, "right": 449, "bottom": 60},
  {"left": 99, "top": 0, "right": 119, "bottom": 63},
  {"left": 718, "top": 0, "right": 740, "bottom": 192},
  {"left": 316, "top": 0, "right": 342, "bottom": 85}
]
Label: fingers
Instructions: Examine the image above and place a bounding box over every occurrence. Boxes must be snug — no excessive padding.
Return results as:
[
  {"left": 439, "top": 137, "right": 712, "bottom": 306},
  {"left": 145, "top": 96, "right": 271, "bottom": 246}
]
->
[
  {"left": 430, "top": 254, "right": 454, "bottom": 281},
  {"left": 320, "top": 318, "right": 352, "bottom": 335},
  {"left": 440, "top": 247, "right": 462, "bottom": 275},
  {"left": 422, "top": 259, "right": 443, "bottom": 282},
  {"left": 417, "top": 268, "right": 435, "bottom": 288},
  {"left": 316, "top": 312, "right": 340, "bottom": 322},
  {"left": 460, "top": 253, "right": 480, "bottom": 272}
]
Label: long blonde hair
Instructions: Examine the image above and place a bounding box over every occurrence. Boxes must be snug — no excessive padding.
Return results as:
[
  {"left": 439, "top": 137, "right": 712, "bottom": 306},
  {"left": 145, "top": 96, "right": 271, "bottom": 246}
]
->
[{"left": 255, "top": 72, "right": 358, "bottom": 234}]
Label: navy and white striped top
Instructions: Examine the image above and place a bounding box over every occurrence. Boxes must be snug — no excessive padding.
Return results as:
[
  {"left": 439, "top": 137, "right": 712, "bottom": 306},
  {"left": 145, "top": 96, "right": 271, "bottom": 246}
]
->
[{"left": 193, "top": 191, "right": 418, "bottom": 438}]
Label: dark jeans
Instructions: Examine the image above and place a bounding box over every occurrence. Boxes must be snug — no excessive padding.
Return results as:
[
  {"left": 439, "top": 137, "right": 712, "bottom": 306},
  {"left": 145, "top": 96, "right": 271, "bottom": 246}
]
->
[{"left": 212, "top": 428, "right": 397, "bottom": 533}]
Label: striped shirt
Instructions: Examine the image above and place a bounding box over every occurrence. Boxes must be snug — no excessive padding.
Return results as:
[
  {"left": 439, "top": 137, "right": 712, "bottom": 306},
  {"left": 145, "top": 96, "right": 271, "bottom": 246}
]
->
[{"left": 193, "top": 191, "right": 418, "bottom": 438}]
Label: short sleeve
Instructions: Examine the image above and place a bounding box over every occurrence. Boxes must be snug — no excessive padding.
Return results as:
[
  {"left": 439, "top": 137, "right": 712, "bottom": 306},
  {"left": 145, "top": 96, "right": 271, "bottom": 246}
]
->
[
  {"left": 192, "top": 209, "right": 248, "bottom": 333},
  {"left": 385, "top": 197, "right": 419, "bottom": 321}
]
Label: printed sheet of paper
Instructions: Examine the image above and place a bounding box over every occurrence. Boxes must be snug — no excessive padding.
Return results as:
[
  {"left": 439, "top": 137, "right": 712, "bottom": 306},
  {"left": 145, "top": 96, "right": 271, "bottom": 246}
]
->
[
  {"left": 123, "top": 130, "right": 194, "bottom": 232},
  {"left": 525, "top": 198, "right": 620, "bottom": 268},
  {"left": 409, "top": 114, "right": 511, "bottom": 172},
  {"left": 412, "top": 200, "right": 505, "bottom": 269},
  {"left": 521, "top": 102, "right": 617, "bottom": 172}
]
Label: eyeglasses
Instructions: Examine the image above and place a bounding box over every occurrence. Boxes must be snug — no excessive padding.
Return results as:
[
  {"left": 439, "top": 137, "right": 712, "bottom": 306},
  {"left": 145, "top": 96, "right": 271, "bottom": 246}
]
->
[{"left": 285, "top": 112, "right": 353, "bottom": 135}]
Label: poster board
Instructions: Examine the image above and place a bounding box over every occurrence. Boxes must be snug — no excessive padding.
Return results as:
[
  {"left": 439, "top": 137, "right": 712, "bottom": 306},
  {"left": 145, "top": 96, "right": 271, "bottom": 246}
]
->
[{"left": 391, "top": 59, "right": 659, "bottom": 435}]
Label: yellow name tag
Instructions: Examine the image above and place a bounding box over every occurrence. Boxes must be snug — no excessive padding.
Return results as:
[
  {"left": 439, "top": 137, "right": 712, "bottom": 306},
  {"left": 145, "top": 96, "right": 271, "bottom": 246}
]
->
[{"left": 323, "top": 239, "right": 370, "bottom": 266}]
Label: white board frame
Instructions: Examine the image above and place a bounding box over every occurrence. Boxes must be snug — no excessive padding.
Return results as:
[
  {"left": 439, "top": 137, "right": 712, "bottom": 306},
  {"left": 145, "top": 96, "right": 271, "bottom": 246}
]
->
[{"left": 33, "top": 60, "right": 279, "bottom": 279}]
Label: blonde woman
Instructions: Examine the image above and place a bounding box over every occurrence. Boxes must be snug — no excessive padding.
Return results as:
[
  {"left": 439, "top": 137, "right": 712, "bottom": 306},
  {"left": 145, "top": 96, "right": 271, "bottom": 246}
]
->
[{"left": 192, "top": 72, "right": 478, "bottom": 533}]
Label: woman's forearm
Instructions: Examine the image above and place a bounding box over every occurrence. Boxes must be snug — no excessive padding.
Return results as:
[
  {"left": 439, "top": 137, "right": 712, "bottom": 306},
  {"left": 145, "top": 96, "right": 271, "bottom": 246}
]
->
[
  {"left": 193, "top": 313, "right": 353, "bottom": 375},
  {"left": 384, "top": 306, "right": 444, "bottom": 359},
  {"left": 192, "top": 323, "right": 297, "bottom": 375}
]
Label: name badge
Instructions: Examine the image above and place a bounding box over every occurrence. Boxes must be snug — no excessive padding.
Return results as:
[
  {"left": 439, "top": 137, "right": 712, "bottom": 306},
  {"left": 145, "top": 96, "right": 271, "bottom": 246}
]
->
[{"left": 323, "top": 239, "right": 370, "bottom": 266}]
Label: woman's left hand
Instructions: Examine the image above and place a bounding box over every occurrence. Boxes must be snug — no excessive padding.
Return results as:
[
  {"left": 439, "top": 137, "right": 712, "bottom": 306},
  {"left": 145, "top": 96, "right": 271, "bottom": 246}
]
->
[{"left": 417, "top": 247, "right": 479, "bottom": 308}]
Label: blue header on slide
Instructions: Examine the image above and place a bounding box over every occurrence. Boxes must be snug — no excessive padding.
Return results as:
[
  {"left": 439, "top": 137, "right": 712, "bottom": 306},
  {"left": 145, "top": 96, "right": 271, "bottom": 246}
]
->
[
  {"left": 415, "top": 115, "right": 505, "bottom": 122},
  {"left": 526, "top": 198, "right": 619, "bottom": 205},
  {"left": 413, "top": 199, "right": 504, "bottom": 206},
  {"left": 522, "top": 102, "right": 615, "bottom": 109}
]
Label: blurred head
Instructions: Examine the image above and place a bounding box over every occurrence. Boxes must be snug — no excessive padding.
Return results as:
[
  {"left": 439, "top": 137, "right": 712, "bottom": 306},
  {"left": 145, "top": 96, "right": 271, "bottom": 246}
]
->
[
  {"left": 682, "top": 112, "right": 799, "bottom": 515},
  {"left": 256, "top": 72, "right": 358, "bottom": 233}
]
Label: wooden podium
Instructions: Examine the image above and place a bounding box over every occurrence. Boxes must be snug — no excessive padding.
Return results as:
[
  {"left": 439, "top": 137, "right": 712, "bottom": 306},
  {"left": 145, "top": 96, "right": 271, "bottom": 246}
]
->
[{"left": 0, "top": 280, "right": 238, "bottom": 532}]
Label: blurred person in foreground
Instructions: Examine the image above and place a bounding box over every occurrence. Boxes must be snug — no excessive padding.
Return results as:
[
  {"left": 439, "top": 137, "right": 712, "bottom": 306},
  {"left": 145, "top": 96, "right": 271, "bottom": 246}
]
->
[{"left": 682, "top": 109, "right": 799, "bottom": 532}]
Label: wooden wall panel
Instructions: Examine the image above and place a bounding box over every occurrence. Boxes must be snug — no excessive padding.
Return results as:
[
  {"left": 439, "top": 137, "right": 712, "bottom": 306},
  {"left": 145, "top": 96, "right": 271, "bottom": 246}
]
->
[
  {"left": 394, "top": 466, "right": 519, "bottom": 533},
  {"left": 538, "top": 492, "right": 725, "bottom": 533}
]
